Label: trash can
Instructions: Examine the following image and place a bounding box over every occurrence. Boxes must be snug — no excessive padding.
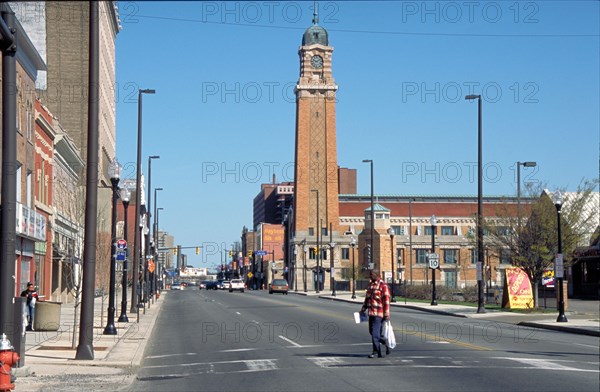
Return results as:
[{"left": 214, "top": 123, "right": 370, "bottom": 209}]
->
[{"left": 34, "top": 301, "right": 62, "bottom": 331}]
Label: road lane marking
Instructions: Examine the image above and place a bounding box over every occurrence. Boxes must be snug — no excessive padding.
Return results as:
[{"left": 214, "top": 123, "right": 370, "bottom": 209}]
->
[
  {"left": 307, "top": 357, "right": 345, "bottom": 368},
  {"left": 279, "top": 335, "right": 303, "bottom": 347},
  {"left": 219, "top": 348, "right": 259, "bottom": 353},
  {"left": 498, "top": 357, "right": 600, "bottom": 373},
  {"left": 143, "top": 358, "right": 278, "bottom": 369},
  {"left": 145, "top": 353, "right": 197, "bottom": 359},
  {"left": 245, "top": 359, "right": 278, "bottom": 372},
  {"left": 236, "top": 311, "right": 241, "bottom": 315}
]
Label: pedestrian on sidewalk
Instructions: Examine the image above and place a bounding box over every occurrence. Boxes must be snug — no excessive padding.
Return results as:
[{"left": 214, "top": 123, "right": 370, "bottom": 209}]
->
[
  {"left": 21, "top": 282, "right": 38, "bottom": 331},
  {"left": 359, "top": 269, "right": 391, "bottom": 358}
]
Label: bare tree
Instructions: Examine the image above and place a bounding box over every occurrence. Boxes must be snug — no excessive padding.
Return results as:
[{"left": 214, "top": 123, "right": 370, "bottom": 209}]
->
[{"left": 484, "top": 179, "right": 599, "bottom": 307}]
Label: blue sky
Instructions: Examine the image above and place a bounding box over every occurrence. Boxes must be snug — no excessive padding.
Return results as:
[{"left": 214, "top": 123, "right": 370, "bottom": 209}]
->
[{"left": 115, "top": 1, "right": 599, "bottom": 270}]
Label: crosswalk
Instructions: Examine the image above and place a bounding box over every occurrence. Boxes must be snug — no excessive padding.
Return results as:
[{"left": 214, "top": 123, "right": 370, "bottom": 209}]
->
[{"left": 137, "top": 354, "right": 599, "bottom": 381}]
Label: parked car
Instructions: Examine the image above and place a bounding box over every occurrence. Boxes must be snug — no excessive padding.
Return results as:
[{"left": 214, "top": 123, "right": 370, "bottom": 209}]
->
[
  {"left": 199, "top": 281, "right": 206, "bottom": 289},
  {"left": 269, "top": 279, "right": 289, "bottom": 295},
  {"left": 229, "top": 279, "right": 245, "bottom": 293},
  {"left": 220, "top": 280, "right": 230, "bottom": 290}
]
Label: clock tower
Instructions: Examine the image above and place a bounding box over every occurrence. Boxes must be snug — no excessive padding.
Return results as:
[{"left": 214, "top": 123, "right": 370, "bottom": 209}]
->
[{"left": 293, "top": 11, "right": 341, "bottom": 249}]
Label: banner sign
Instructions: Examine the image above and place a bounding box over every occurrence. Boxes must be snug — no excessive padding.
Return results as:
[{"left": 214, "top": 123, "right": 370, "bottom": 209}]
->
[{"left": 502, "top": 267, "right": 534, "bottom": 309}]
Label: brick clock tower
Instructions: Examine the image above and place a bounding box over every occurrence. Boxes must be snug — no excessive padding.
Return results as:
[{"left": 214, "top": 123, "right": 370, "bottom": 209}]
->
[{"left": 293, "top": 11, "right": 345, "bottom": 292}]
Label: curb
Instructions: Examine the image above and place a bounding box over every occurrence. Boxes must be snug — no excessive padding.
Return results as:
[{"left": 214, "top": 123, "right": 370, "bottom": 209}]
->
[{"left": 518, "top": 321, "right": 600, "bottom": 337}]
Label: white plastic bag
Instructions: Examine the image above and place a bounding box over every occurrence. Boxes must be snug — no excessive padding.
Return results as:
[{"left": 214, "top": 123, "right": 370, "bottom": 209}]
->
[{"left": 382, "top": 320, "right": 396, "bottom": 349}]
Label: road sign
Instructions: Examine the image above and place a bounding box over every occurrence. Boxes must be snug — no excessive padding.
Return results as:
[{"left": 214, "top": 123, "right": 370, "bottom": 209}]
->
[
  {"left": 117, "top": 239, "right": 127, "bottom": 249},
  {"left": 116, "top": 250, "right": 126, "bottom": 261},
  {"left": 427, "top": 253, "right": 439, "bottom": 269},
  {"left": 256, "top": 250, "right": 267, "bottom": 256},
  {"left": 247, "top": 272, "right": 253, "bottom": 278}
]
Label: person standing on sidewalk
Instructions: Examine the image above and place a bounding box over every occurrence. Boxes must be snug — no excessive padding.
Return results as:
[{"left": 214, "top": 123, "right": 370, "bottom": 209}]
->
[
  {"left": 21, "top": 282, "right": 38, "bottom": 331},
  {"left": 360, "top": 269, "right": 391, "bottom": 358}
]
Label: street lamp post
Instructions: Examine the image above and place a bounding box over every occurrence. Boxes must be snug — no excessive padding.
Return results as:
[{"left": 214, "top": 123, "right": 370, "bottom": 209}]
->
[
  {"left": 430, "top": 215, "right": 438, "bottom": 306},
  {"left": 388, "top": 227, "right": 396, "bottom": 303},
  {"left": 362, "top": 159, "right": 374, "bottom": 270},
  {"left": 311, "top": 189, "right": 320, "bottom": 293},
  {"left": 104, "top": 160, "right": 121, "bottom": 335},
  {"left": 302, "top": 241, "right": 307, "bottom": 292},
  {"left": 293, "top": 246, "right": 298, "bottom": 292},
  {"left": 145, "top": 155, "right": 160, "bottom": 306},
  {"left": 465, "top": 94, "right": 485, "bottom": 313},
  {"left": 156, "top": 207, "right": 164, "bottom": 291},
  {"left": 351, "top": 237, "right": 356, "bottom": 299},
  {"left": 152, "top": 186, "right": 163, "bottom": 300},
  {"left": 329, "top": 236, "right": 336, "bottom": 297},
  {"left": 117, "top": 187, "right": 131, "bottom": 323},
  {"left": 517, "top": 161, "right": 537, "bottom": 227},
  {"left": 553, "top": 191, "right": 568, "bottom": 323},
  {"left": 131, "top": 88, "right": 155, "bottom": 313}
]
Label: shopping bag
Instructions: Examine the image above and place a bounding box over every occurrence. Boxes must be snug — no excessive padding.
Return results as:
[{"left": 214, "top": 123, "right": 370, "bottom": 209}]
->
[
  {"left": 354, "top": 311, "right": 368, "bottom": 324},
  {"left": 382, "top": 320, "right": 396, "bottom": 349}
]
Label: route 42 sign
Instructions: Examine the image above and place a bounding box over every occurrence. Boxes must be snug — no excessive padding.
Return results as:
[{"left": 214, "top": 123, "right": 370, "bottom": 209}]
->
[{"left": 427, "top": 253, "right": 440, "bottom": 269}]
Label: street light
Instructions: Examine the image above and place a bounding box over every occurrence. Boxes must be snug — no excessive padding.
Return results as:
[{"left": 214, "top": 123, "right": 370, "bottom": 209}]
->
[
  {"left": 311, "top": 189, "right": 320, "bottom": 293},
  {"left": 429, "top": 215, "right": 438, "bottom": 306},
  {"left": 388, "top": 227, "right": 396, "bottom": 303},
  {"left": 145, "top": 155, "right": 160, "bottom": 306},
  {"left": 132, "top": 88, "right": 155, "bottom": 313},
  {"left": 302, "top": 241, "right": 308, "bottom": 292},
  {"left": 552, "top": 191, "right": 568, "bottom": 323},
  {"left": 152, "top": 186, "right": 163, "bottom": 301},
  {"left": 156, "top": 207, "right": 164, "bottom": 291},
  {"left": 517, "top": 161, "right": 537, "bottom": 227},
  {"left": 351, "top": 237, "right": 356, "bottom": 299},
  {"left": 362, "top": 159, "right": 374, "bottom": 270},
  {"left": 104, "top": 159, "right": 121, "bottom": 335},
  {"left": 329, "top": 237, "right": 336, "bottom": 297},
  {"left": 465, "top": 94, "right": 485, "bottom": 313},
  {"left": 117, "top": 186, "right": 131, "bottom": 323}
]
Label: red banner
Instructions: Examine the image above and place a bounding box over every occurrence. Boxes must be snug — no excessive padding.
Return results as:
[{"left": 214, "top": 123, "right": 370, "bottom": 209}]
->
[{"left": 502, "top": 267, "right": 534, "bottom": 309}]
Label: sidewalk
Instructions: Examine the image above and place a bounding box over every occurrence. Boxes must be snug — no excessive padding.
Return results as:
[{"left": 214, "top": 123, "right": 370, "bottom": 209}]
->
[
  {"left": 14, "top": 291, "right": 165, "bottom": 391},
  {"left": 295, "top": 291, "right": 600, "bottom": 337}
]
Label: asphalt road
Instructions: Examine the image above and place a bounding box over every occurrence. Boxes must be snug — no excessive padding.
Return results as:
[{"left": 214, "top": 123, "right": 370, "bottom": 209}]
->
[{"left": 128, "top": 289, "right": 600, "bottom": 392}]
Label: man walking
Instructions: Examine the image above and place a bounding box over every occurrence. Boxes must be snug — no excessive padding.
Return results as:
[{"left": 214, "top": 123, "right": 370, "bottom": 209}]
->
[
  {"left": 21, "top": 282, "right": 38, "bottom": 331},
  {"left": 360, "top": 269, "right": 391, "bottom": 358}
]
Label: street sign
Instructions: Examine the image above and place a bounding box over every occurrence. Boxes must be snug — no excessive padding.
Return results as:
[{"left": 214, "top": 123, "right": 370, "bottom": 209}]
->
[
  {"left": 427, "top": 253, "right": 439, "bottom": 269},
  {"left": 554, "top": 253, "right": 564, "bottom": 278},
  {"left": 116, "top": 250, "right": 126, "bottom": 261},
  {"left": 117, "top": 239, "right": 127, "bottom": 249},
  {"left": 256, "top": 250, "right": 267, "bottom": 256},
  {"left": 247, "top": 272, "right": 253, "bottom": 278}
]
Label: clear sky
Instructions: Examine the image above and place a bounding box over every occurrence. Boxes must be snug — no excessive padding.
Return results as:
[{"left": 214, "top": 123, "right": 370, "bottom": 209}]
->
[{"left": 115, "top": 1, "right": 599, "bottom": 270}]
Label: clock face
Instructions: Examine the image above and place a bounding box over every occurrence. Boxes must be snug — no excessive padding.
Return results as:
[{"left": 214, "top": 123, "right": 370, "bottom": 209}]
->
[{"left": 311, "top": 55, "right": 323, "bottom": 69}]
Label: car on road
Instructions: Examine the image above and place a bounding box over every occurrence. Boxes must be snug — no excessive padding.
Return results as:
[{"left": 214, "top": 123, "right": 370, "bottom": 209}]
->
[
  {"left": 269, "top": 279, "right": 289, "bottom": 295},
  {"left": 228, "top": 279, "right": 245, "bottom": 293},
  {"left": 171, "top": 282, "right": 183, "bottom": 290},
  {"left": 220, "top": 280, "right": 230, "bottom": 290}
]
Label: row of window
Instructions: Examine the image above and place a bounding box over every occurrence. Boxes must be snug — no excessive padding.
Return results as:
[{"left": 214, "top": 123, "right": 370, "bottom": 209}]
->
[{"left": 300, "top": 246, "right": 511, "bottom": 265}]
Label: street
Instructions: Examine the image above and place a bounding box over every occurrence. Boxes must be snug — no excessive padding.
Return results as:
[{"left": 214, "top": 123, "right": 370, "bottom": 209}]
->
[{"left": 130, "top": 289, "right": 600, "bottom": 391}]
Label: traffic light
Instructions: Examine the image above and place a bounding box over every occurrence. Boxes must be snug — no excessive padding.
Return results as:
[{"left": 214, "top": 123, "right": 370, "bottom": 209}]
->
[
  {"left": 247, "top": 250, "right": 252, "bottom": 257},
  {"left": 313, "top": 247, "right": 318, "bottom": 256},
  {"left": 196, "top": 247, "right": 200, "bottom": 255},
  {"left": 173, "top": 248, "right": 178, "bottom": 256},
  {"left": 229, "top": 250, "right": 232, "bottom": 257}
]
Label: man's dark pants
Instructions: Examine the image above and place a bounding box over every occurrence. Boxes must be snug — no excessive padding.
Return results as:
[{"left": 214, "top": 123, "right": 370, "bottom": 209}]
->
[{"left": 368, "top": 316, "right": 384, "bottom": 356}]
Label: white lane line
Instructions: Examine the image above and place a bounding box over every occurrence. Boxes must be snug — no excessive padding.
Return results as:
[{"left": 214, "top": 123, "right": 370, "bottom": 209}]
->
[
  {"left": 145, "top": 353, "right": 197, "bottom": 359},
  {"left": 498, "top": 357, "right": 600, "bottom": 373},
  {"left": 279, "top": 335, "right": 303, "bottom": 347},
  {"left": 245, "top": 359, "right": 278, "bottom": 372},
  {"left": 236, "top": 311, "right": 241, "bottom": 315},
  {"left": 307, "top": 357, "right": 345, "bottom": 368},
  {"left": 219, "top": 348, "right": 259, "bottom": 353},
  {"left": 143, "top": 359, "right": 278, "bottom": 369}
]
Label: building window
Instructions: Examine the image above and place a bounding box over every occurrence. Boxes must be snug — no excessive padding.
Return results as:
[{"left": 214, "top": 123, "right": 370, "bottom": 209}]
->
[
  {"left": 309, "top": 247, "right": 316, "bottom": 260},
  {"left": 500, "top": 249, "right": 511, "bottom": 264},
  {"left": 445, "top": 271, "right": 457, "bottom": 288},
  {"left": 444, "top": 249, "right": 457, "bottom": 264},
  {"left": 441, "top": 226, "right": 455, "bottom": 235},
  {"left": 308, "top": 227, "right": 314, "bottom": 236},
  {"left": 471, "top": 249, "right": 479, "bottom": 264},
  {"left": 341, "top": 247, "right": 349, "bottom": 260},
  {"left": 396, "top": 248, "right": 404, "bottom": 265},
  {"left": 321, "top": 227, "right": 328, "bottom": 236},
  {"left": 416, "top": 249, "right": 427, "bottom": 264},
  {"left": 391, "top": 226, "right": 405, "bottom": 235},
  {"left": 424, "top": 226, "right": 436, "bottom": 236}
]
